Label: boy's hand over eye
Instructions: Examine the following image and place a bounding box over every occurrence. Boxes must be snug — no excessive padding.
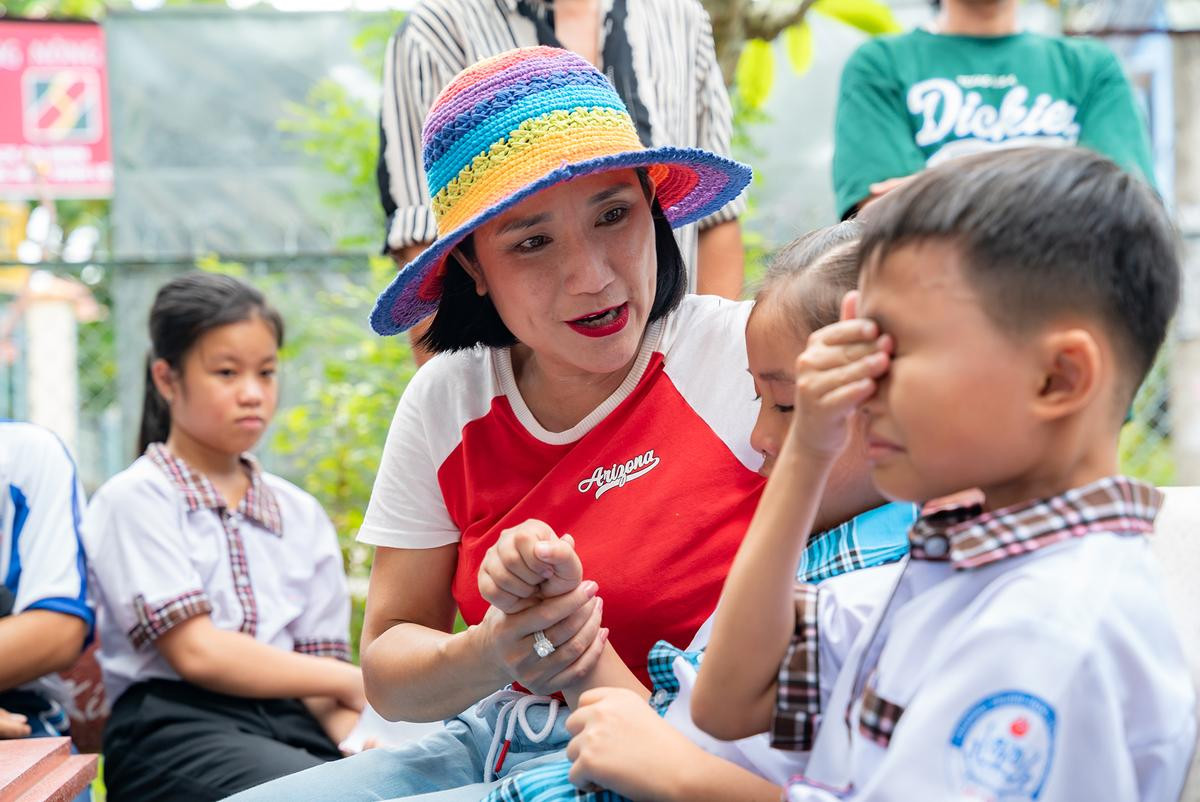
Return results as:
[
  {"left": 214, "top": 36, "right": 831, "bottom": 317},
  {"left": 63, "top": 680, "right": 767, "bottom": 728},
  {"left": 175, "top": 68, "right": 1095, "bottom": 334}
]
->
[
  {"left": 479, "top": 519, "right": 584, "bottom": 613},
  {"left": 789, "top": 290, "right": 892, "bottom": 461}
]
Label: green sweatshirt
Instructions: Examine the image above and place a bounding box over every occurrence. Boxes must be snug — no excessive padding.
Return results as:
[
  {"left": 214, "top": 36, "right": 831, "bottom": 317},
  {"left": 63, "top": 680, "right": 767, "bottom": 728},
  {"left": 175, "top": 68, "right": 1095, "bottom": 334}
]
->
[{"left": 833, "top": 29, "right": 1155, "bottom": 219}]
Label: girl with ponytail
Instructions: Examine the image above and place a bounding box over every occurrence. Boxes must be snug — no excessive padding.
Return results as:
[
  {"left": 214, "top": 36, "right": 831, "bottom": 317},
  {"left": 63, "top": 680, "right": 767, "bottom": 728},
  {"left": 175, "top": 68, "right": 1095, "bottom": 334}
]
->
[{"left": 83, "top": 273, "right": 364, "bottom": 801}]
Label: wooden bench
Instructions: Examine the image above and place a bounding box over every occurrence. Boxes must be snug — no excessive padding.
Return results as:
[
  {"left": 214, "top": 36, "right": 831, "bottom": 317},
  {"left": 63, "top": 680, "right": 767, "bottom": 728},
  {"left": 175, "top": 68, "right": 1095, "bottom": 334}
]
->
[{"left": 0, "top": 737, "right": 96, "bottom": 802}]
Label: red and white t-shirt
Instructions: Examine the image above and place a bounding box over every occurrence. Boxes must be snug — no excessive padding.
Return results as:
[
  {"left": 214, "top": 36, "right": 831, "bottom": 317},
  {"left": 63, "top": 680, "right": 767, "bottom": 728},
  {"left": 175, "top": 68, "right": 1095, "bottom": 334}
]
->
[{"left": 359, "top": 295, "right": 764, "bottom": 683}]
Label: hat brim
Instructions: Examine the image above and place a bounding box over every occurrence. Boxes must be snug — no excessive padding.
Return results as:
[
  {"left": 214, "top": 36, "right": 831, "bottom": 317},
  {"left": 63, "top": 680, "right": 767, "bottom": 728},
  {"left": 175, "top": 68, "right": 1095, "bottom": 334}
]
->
[{"left": 370, "top": 147, "right": 752, "bottom": 336}]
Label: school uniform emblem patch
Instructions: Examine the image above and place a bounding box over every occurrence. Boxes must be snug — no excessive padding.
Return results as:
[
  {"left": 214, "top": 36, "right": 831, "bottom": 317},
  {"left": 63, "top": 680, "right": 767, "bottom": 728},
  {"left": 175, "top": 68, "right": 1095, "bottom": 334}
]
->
[{"left": 949, "top": 691, "right": 1056, "bottom": 800}]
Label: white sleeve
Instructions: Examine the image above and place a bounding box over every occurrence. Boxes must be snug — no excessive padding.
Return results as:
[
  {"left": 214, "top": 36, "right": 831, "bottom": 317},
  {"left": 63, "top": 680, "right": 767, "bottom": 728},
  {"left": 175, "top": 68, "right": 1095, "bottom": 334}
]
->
[
  {"left": 8, "top": 425, "right": 91, "bottom": 632},
  {"left": 288, "top": 495, "right": 352, "bottom": 660},
  {"left": 815, "top": 563, "right": 903, "bottom": 711},
  {"left": 772, "top": 564, "right": 901, "bottom": 754},
  {"left": 357, "top": 370, "right": 460, "bottom": 549},
  {"left": 84, "top": 478, "right": 212, "bottom": 648},
  {"left": 660, "top": 296, "right": 759, "bottom": 473},
  {"left": 790, "top": 620, "right": 1195, "bottom": 802}
]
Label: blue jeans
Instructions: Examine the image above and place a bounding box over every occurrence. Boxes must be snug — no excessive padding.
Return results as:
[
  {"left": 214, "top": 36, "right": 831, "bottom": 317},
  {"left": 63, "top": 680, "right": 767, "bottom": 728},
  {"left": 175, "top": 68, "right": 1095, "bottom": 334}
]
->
[{"left": 226, "top": 690, "right": 569, "bottom": 802}]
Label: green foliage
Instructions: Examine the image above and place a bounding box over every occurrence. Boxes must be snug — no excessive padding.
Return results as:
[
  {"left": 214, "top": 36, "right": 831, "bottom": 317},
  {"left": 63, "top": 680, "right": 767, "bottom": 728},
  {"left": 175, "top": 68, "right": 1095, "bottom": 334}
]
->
[
  {"left": 733, "top": 0, "right": 901, "bottom": 108},
  {"left": 269, "top": 256, "right": 414, "bottom": 577},
  {"left": 812, "top": 0, "right": 902, "bottom": 36},
  {"left": 1119, "top": 353, "right": 1175, "bottom": 486},
  {"left": 783, "top": 20, "right": 814, "bottom": 75},
  {"left": 0, "top": 0, "right": 109, "bottom": 18},
  {"left": 277, "top": 11, "right": 404, "bottom": 249},
  {"left": 735, "top": 38, "right": 775, "bottom": 112}
]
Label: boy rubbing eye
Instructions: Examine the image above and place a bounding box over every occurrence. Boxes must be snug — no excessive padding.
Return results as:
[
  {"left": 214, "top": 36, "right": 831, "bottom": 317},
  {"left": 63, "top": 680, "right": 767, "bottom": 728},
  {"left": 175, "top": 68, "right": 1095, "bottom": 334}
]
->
[{"left": 694, "top": 146, "right": 1195, "bottom": 802}]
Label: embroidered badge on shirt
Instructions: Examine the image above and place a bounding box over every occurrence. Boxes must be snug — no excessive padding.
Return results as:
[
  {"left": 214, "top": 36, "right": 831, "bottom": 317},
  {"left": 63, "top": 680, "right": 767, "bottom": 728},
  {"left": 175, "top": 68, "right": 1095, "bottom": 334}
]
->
[
  {"left": 577, "top": 449, "right": 660, "bottom": 499},
  {"left": 949, "top": 690, "right": 1056, "bottom": 801}
]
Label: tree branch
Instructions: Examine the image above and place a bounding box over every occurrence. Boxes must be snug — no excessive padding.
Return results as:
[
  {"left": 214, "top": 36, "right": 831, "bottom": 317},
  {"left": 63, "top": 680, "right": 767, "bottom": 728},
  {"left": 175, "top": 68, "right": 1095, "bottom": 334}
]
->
[{"left": 701, "top": 0, "right": 818, "bottom": 86}]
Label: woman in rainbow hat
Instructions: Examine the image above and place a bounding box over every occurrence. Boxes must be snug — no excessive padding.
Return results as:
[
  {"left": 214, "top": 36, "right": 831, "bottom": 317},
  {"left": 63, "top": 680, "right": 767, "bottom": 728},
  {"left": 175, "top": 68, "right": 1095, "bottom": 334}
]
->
[{"left": 233, "top": 45, "right": 763, "bottom": 800}]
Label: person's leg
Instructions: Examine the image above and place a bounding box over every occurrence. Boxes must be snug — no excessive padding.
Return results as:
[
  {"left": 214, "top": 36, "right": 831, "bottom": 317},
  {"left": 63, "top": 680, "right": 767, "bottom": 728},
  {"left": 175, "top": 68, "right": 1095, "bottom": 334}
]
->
[
  {"left": 227, "top": 721, "right": 486, "bottom": 801},
  {"left": 230, "top": 691, "right": 574, "bottom": 801},
  {"left": 102, "top": 681, "right": 340, "bottom": 802}
]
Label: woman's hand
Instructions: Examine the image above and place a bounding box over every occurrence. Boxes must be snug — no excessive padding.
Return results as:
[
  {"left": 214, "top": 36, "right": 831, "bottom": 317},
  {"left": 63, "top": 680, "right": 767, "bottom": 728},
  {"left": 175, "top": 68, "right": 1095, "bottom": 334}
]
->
[
  {"left": 478, "top": 520, "right": 584, "bottom": 613},
  {"left": 475, "top": 581, "right": 608, "bottom": 695}
]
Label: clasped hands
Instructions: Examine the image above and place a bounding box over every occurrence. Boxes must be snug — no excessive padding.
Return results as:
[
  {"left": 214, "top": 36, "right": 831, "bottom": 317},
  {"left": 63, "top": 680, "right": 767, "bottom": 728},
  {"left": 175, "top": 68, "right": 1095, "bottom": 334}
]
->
[{"left": 475, "top": 520, "right": 608, "bottom": 696}]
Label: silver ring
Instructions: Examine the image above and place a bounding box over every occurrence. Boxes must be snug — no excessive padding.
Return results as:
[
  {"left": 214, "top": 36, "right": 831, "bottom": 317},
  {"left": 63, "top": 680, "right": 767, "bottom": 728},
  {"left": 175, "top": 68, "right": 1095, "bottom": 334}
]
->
[{"left": 532, "top": 630, "right": 555, "bottom": 659}]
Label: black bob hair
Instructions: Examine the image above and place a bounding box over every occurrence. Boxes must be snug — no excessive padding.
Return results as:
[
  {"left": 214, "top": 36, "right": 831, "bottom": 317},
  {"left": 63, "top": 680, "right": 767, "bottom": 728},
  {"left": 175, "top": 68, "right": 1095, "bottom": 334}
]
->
[
  {"left": 417, "top": 169, "right": 688, "bottom": 353},
  {"left": 138, "top": 272, "right": 284, "bottom": 454},
  {"left": 858, "top": 146, "right": 1180, "bottom": 405}
]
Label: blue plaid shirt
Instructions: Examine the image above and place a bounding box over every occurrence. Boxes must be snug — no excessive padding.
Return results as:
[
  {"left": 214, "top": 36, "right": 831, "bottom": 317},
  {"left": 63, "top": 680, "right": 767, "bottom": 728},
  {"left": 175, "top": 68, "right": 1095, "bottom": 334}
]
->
[{"left": 484, "top": 503, "right": 915, "bottom": 802}]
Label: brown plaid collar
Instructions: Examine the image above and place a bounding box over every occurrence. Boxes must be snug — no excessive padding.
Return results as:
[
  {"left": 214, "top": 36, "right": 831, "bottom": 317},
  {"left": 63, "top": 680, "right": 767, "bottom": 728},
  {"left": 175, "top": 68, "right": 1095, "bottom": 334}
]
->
[
  {"left": 908, "top": 476, "right": 1162, "bottom": 570},
  {"left": 146, "top": 443, "right": 283, "bottom": 537}
]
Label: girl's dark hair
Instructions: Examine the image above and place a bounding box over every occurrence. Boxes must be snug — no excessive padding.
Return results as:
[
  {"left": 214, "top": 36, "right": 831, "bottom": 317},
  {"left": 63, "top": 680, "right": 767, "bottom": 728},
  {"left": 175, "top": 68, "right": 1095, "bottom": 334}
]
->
[
  {"left": 754, "top": 221, "right": 863, "bottom": 338},
  {"left": 138, "top": 272, "right": 284, "bottom": 453},
  {"left": 419, "top": 169, "right": 687, "bottom": 353}
]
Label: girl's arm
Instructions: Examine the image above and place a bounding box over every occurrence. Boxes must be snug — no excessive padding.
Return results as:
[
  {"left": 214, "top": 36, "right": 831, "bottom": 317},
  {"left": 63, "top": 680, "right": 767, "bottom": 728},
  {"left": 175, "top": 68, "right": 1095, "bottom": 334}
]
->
[
  {"left": 154, "top": 615, "right": 363, "bottom": 709},
  {"left": 360, "top": 544, "right": 607, "bottom": 722},
  {"left": 302, "top": 696, "right": 361, "bottom": 746},
  {"left": 559, "top": 643, "right": 649, "bottom": 708},
  {"left": 693, "top": 305, "right": 890, "bottom": 740},
  {"left": 690, "top": 447, "right": 834, "bottom": 740}
]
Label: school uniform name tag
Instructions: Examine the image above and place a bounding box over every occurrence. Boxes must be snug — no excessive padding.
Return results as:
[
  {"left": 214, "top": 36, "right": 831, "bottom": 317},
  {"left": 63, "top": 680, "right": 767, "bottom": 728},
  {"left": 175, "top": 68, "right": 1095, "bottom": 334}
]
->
[{"left": 949, "top": 690, "right": 1056, "bottom": 801}]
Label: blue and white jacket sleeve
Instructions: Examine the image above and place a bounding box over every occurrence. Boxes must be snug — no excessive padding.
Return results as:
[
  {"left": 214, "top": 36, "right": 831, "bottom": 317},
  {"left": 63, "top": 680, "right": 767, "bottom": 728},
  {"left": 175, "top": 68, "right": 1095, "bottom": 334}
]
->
[{"left": 2, "top": 422, "right": 93, "bottom": 638}]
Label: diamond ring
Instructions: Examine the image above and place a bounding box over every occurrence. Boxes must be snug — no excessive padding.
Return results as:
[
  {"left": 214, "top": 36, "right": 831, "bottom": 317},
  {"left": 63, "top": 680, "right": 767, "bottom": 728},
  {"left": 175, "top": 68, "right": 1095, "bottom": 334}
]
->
[{"left": 532, "top": 630, "right": 555, "bottom": 659}]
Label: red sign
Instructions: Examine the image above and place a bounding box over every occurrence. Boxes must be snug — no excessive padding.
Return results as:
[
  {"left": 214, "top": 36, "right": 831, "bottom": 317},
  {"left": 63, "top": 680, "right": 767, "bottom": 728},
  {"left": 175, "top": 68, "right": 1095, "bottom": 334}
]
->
[{"left": 0, "top": 21, "right": 112, "bottom": 199}]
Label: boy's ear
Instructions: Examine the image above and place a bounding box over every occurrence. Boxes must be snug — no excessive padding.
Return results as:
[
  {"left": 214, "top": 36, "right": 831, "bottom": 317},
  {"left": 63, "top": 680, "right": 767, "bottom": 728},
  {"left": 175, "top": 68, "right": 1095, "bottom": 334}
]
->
[
  {"left": 453, "top": 248, "right": 488, "bottom": 297},
  {"left": 1032, "top": 328, "right": 1103, "bottom": 421},
  {"left": 150, "top": 358, "right": 177, "bottom": 404}
]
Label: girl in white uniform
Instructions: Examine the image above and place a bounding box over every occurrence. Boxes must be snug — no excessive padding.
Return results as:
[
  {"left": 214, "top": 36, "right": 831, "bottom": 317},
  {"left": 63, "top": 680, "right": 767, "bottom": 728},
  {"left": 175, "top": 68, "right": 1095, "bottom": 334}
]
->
[{"left": 83, "top": 273, "right": 364, "bottom": 801}]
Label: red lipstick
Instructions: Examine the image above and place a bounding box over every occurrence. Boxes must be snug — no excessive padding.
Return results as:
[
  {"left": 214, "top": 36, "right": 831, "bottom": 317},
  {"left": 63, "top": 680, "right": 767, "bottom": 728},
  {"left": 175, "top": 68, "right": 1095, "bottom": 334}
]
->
[{"left": 566, "top": 303, "right": 629, "bottom": 338}]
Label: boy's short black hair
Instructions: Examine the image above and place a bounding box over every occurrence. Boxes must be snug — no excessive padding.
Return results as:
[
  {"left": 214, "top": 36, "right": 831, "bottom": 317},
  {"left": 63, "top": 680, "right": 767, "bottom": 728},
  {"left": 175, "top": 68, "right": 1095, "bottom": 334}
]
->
[
  {"left": 419, "top": 170, "right": 687, "bottom": 353},
  {"left": 859, "top": 147, "right": 1179, "bottom": 404}
]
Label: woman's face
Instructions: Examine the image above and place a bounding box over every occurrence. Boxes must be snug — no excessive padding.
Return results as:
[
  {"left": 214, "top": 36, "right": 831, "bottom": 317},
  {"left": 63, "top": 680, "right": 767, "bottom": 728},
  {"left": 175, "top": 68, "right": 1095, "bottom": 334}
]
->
[{"left": 465, "top": 169, "right": 658, "bottom": 380}]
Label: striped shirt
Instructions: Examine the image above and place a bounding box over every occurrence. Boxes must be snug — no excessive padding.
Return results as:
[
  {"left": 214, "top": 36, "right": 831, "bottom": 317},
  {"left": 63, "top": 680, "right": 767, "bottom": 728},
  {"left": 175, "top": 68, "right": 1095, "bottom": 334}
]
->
[{"left": 378, "top": 0, "right": 744, "bottom": 289}]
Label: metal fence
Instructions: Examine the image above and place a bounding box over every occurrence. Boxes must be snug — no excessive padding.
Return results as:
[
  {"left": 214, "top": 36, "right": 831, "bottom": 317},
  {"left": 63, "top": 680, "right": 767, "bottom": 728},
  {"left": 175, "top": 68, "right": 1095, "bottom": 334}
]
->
[
  {"left": 1, "top": 255, "right": 414, "bottom": 586},
  {"left": 0, "top": 252, "right": 1186, "bottom": 548}
]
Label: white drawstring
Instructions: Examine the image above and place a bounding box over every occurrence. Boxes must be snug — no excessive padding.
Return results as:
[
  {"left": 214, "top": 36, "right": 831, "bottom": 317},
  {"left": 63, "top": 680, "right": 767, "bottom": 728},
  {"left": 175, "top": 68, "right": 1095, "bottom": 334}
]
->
[{"left": 477, "top": 689, "right": 561, "bottom": 782}]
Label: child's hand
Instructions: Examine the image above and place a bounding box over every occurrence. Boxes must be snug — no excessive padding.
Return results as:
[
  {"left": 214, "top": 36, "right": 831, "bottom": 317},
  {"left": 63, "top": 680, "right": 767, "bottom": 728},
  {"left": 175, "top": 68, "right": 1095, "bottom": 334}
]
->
[
  {"left": 0, "top": 707, "right": 31, "bottom": 739},
  {"left": 789, "top": 290, "right": 892, "bottom": 461},
  {"left": 479, "top": 519, "right": 583, "bottom": 614}
]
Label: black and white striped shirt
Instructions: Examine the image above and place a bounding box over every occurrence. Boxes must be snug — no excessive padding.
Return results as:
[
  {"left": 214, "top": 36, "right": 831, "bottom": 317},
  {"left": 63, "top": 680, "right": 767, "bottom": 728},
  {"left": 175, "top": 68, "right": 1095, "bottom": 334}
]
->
[{"left": 377, "top": 0, "right": 745, "bottom": 289}]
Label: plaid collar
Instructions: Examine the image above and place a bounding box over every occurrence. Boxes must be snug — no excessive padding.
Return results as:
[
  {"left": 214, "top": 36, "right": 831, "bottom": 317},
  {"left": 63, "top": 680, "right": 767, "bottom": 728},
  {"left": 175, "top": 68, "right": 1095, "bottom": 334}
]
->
[
  {"left": 908, "top": 476, "right": 1161, "bottom": 570},
  {"left": 146, "top": 443, "right": 283, "bottom": 537}
]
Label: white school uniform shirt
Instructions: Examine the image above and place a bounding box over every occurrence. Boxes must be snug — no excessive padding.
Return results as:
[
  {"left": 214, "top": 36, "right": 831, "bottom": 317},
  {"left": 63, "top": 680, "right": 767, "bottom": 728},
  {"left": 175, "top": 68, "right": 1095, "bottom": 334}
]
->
[
  {"left": 650, "top": 561, "right": 905, "bottom": 788},
  {"left": 0, "top": 421, "right": 92, "bottom": 707},
  {"left": 83, "top": 443, "right": 351, "bottom": 704},
  {"left": 782, "top": 477, "right": 1197, "bottom": 802}
]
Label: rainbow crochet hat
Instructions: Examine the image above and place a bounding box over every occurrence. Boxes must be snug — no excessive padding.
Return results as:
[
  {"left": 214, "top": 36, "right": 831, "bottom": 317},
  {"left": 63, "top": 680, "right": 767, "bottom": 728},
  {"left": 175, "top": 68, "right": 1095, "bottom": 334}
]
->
[{"left": 370, "top": 46, "right": 753, "bottom": 335}]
